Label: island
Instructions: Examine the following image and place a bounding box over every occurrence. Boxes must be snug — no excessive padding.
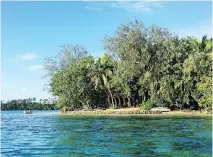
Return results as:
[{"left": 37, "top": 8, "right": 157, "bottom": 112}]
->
[{"left": 41, "top": 20, "right": 211, "bottom": 115}]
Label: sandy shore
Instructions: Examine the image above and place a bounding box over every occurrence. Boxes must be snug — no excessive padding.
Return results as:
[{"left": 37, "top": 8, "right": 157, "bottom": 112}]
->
[
  {"left": 60, "top": 107, "right": 212, "bottom": 116},
  {"left": 166, "top": 110, "right": 212, "bottom": 116}
]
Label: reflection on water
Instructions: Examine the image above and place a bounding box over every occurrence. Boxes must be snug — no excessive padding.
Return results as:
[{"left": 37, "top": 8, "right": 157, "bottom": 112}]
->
[{"left": 1, "top": 111, "right": 212, "bottom": 156}]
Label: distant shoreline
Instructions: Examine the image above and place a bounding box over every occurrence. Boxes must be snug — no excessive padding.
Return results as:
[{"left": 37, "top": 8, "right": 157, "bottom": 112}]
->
[{"left": 59, "top": 108, "right": 212, "bottom": 116}]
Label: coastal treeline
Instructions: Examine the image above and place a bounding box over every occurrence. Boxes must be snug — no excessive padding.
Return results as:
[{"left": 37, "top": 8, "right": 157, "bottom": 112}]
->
[
  {"left": 1, "top": 98, "right": 58, "bottom": 110},
  {"left": 44, "top": 20, "right": 212, "bottom": 111}
]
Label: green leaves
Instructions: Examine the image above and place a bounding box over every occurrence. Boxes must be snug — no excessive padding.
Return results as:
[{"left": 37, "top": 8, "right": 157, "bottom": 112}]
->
[
  {"left": 102, "top": 74, "right": 108, "bottom": 87},
  {"left": 197, "top": 76, "right": 212, "bottom": 109},
  {"left": 103, "top": 20, "right": 212, "bottom": 109},
  {"left": 43, "top": 20, "right": 212, "bottom": 111}
]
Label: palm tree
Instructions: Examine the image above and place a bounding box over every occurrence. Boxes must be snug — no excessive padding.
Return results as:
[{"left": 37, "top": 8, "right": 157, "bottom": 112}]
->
[
  {"left": 32, "top": 97, "right": 36, "bottom": 102},
  {"left": 92, "top": 54, "right": 116, "bottom": 108},
  {"left": 192, "top": 35, "right": 212, "bottom": 53}
]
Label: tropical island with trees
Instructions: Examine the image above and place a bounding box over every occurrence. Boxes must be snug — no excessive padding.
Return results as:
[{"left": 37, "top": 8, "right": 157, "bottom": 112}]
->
[
  {"left": 1, "top": 98, "right": 58, "bottom": 110},
  {"left": 2, "top": 20, "right": 212, "bottom": 115}
]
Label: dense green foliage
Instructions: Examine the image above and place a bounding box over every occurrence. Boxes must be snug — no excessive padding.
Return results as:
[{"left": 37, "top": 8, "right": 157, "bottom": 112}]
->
[
  {"left": 1, "top": 98, "right": 57, "bottom": 110},
  {"left": 44, "top": 20, "right": 212, "bottom": 111}
]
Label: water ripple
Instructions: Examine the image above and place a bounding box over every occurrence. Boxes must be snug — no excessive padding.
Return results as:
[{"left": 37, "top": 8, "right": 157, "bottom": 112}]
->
[{"left": 1, "top": 111, "right": 212, "bottom": 156}]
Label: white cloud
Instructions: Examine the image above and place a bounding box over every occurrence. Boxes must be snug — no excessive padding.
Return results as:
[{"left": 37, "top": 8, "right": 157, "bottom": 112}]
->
[
  {"left": 110, "top": 1, "right": 164, "bottom": 13},
  {"left": 20, "top": 88, "right": 27, "bottom": 91},
  {"left": 28, "top": 65, "right": 44, "bottom": 71},
  {"left": 85, "top": 6, "right": 102, "bottom": 11},
  {"left": 174, "top": 17, "right": 212, "bottom": 39},
  {"left": 84, "top": 1, "right": 164, "bottom": 13},
  {"left": 21, "top": 52, "right": 38, "bottom": 61}
]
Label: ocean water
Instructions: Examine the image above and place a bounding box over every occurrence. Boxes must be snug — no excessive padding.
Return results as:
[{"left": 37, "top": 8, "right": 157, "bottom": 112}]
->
[{"left": 1, "top": 110, "right": 212, "bottom": 157}]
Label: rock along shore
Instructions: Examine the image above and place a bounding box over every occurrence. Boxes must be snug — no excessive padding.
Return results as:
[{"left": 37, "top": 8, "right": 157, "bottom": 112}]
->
[
  {"left": 60, "top": 107, "right": 212, "bottom": 116},
  {"left": 61, "top": 109, "right": 163, "bottom": 115}
]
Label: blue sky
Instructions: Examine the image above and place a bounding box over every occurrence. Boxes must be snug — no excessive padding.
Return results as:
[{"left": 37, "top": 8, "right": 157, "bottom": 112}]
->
[{"left": 1, "top": 1, "right": 212, "bottom": 101}]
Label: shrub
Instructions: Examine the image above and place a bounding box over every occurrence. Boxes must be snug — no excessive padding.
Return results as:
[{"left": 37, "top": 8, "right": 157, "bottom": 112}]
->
[
  {"left": 140, "top": 98, "right": 168, "bottom": 111},
  {"left": 151, "top": 98, "right": 167, "bottom": 107},
  {"left": 140, "top": 100, "right": 154, "bottom": 111}
]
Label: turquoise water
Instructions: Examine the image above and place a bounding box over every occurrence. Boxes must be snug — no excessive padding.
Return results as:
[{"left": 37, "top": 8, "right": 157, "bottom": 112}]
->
[{"left": 1, "top": 110, "right": 212, "bottom": 157}]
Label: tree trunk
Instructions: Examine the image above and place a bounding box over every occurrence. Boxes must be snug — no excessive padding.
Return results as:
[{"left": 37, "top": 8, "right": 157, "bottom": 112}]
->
[
  {"left": 117, "top": 96, "right": 121, "bottom": 108},
  {"left": 122, "top": 96, "right": 126, "bottom": 107},
  {"left": 104, "top": 86, "right": 112, "bottom": 108},
  {"left": 107, "top": 97, "right": 111, "bottom": 108},
  {"left": 128, "top": 97, "right": 131, "bottom": 107},
  {"left": 108, "top": 88, "right": 114, "bottom": 108},
  {"left": 113, "top": 97, "right": 116, "bottom": 109},
  {"left": 145, "top": 91, "right": 148, "bottom": 101}
]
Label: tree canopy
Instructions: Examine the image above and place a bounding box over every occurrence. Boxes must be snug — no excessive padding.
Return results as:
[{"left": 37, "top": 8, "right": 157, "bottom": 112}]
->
[
  {"left": 1, "top": 98, "right": 57, "bottom": 110},
  {"left": 43, "top": 20, "right": 212, "bottom": 111}
]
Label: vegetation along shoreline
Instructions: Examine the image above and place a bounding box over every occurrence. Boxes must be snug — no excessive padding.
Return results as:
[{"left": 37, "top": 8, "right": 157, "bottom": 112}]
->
[
  {"left": 1, "top": 20, "right": 212, "bottom": 114},
  {"left": 44, "top": 20, "right": 211, "bottom": 114}
]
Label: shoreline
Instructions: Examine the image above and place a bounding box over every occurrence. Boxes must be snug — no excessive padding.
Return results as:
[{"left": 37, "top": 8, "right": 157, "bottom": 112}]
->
[{"left": 59, "top": 108, "right": 212, "bottom": 116}]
